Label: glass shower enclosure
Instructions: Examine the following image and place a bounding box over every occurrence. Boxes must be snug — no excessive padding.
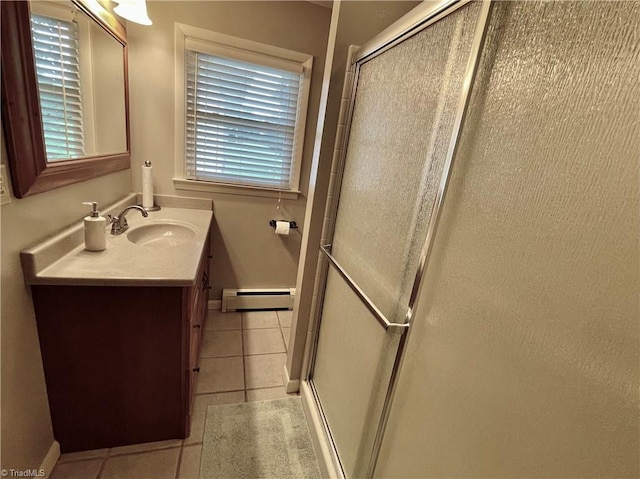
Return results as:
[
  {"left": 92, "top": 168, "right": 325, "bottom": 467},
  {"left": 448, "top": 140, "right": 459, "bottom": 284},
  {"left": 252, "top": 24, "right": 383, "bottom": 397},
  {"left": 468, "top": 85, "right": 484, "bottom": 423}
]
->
[
  {"left": 306, "top": 0, "right": 639, "bottom": 477},
  {"left": 308, "top": 1, "right": 491, "bottom": 477}
]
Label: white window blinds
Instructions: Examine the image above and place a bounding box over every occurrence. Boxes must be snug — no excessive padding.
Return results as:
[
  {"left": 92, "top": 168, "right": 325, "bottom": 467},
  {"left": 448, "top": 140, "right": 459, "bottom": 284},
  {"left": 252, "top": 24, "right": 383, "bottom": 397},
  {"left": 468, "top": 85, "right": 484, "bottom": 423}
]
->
[
  {"left": 185, "top": 49, "right": 303, "bottom": 189},
  {"left": 31, "top": 14, "right": 85, "bottom": 160}
]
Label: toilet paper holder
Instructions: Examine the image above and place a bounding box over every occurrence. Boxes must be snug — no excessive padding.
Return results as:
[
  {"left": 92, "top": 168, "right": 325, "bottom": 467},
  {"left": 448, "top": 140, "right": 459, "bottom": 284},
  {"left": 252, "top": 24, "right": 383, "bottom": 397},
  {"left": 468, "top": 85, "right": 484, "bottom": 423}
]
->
[{"left": 269, "top": 220, "right": 298, "bottom": 229}]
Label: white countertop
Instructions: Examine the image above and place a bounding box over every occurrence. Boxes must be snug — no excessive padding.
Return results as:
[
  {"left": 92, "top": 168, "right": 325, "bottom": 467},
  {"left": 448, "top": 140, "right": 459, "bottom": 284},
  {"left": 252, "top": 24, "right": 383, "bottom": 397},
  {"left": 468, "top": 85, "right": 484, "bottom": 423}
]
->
[{"left": 21, "top": 194, "right": 213, "bottom": 287}]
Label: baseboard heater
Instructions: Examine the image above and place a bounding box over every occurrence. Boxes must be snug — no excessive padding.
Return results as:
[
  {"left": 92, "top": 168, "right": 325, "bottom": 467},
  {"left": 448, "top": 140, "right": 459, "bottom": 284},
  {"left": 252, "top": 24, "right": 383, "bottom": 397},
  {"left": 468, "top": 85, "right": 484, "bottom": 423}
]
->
[{"left": 221, "top": 288, "right": 295, "bottom": 312}]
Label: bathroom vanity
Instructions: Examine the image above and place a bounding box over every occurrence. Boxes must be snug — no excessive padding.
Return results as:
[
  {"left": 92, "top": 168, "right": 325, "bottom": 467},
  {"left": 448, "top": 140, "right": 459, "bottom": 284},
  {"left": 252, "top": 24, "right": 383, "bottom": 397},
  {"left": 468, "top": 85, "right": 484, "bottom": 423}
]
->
[{"left": 21, "top": 194, "right": 213, "bottom": 452}]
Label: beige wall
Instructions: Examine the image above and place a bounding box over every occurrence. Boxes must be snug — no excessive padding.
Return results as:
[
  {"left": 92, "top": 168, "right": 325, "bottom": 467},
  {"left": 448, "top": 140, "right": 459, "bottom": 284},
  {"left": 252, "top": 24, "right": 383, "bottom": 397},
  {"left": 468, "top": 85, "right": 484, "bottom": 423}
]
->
[
  {"left": 0, "top": 132, "right": 131, "bottom": 469},
  {"left": 126, "top": 1, "right": 331, "bottom": 299}
]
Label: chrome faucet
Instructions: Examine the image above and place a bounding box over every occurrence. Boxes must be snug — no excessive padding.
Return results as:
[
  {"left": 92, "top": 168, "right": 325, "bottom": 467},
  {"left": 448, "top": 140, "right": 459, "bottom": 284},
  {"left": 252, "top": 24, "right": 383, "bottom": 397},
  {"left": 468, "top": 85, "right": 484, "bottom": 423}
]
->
[{"left": 109, "top": 205, "right": 148, "bottom": 235}]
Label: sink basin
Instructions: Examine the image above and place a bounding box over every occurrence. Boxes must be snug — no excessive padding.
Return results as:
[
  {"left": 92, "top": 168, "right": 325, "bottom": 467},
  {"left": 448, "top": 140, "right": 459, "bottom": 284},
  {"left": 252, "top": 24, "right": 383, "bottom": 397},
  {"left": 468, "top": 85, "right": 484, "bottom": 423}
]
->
[{"left": 127, "top": 222, "right": 196, "bottom": 247}]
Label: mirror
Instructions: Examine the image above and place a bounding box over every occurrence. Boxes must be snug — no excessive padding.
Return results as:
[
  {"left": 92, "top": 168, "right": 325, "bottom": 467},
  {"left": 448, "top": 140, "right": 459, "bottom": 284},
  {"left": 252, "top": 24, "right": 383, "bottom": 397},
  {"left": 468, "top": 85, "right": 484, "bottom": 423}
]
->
[
  {"left": 31, "top": 1, "right": 127, "bottom": 161},
  {"left": 1, "top": 0, "right": 130, "bottom": 198}
]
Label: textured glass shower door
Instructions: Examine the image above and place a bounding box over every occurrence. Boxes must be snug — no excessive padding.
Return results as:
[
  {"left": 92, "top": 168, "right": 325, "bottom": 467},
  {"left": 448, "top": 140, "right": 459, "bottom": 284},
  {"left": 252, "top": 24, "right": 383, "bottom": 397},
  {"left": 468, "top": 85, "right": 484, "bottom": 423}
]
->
[
  {"left": 373, "top": 1, "right": 640, "bottom": 477},
  {"left": 309, "top": 2, "right": 484, "bottom": 477}
]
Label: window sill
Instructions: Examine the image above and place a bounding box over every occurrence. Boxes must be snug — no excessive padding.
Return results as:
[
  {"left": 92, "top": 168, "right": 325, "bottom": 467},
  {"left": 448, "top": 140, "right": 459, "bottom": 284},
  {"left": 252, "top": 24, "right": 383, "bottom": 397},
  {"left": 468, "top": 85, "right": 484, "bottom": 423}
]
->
[{"left": 173, "top": 178, "right": 300, "bottom": 200}]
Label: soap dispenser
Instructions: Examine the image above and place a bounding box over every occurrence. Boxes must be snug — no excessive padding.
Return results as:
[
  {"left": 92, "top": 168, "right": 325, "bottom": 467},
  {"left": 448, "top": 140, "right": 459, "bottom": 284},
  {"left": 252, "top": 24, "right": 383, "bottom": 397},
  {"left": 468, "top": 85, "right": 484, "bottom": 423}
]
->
[{"left": 82, "top": 201, "right": 106, "bottom": 251}]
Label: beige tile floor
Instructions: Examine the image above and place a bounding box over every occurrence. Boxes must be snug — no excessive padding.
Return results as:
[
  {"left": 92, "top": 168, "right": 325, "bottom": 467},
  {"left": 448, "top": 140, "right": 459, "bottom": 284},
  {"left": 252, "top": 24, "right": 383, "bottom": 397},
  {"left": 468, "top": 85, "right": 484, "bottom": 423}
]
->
[{"left": 51, "top": 309, "right": 296, "bottom": 479}]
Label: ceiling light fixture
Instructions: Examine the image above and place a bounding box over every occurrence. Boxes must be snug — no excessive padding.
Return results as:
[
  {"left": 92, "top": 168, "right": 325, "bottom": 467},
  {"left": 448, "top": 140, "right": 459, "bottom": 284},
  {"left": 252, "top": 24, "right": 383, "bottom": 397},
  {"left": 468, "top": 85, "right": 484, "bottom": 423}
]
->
[{"left": 113, "top": 0, "right": 152, "bottom": 26}]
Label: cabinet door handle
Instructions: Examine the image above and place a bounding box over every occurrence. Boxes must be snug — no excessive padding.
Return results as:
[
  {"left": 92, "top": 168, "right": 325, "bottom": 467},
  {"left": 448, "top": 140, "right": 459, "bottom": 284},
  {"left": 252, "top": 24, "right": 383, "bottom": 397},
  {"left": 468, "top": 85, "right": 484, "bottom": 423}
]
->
[{"left": 193, "top": 367, "right": 200, "bottom": 373}]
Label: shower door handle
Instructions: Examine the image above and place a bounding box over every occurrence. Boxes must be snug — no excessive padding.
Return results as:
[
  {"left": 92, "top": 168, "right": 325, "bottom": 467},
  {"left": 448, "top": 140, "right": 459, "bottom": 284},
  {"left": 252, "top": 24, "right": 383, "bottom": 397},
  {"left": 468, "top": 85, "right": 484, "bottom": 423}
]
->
[{"left": 320, "top": 244, "right": 409, "bottom": 335}]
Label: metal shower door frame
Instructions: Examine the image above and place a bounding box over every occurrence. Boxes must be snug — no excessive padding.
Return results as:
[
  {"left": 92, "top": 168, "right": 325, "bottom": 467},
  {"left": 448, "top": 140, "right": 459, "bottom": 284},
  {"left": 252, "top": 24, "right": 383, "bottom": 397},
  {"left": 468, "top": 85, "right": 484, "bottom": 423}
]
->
[{"left": 305, "top": 1, "right": 494, "bottom": 477}]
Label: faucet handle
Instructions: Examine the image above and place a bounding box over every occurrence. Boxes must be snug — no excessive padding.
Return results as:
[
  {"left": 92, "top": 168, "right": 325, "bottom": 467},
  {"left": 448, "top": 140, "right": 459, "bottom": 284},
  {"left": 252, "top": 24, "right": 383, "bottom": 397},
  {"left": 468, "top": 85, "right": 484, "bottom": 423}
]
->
[{"left": 107, "top": 214, "right": 128, "bottom": 235}]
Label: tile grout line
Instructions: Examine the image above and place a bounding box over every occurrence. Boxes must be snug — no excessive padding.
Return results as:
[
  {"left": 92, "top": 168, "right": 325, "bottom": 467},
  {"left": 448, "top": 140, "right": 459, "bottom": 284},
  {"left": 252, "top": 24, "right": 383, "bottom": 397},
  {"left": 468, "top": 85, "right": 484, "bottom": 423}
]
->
[
  {"left": 276, "top": 311, "right": 284, "bottom": 351},
  {"left": 278, "top": 317, "right": 288, "bottom": 353},
  {"left": 58, "top": 443, "right": 185, "bottom": 467},
  {"left": 203, "top": 326, "right": 286, "bottom": 359},
  {"left": 206, "top": 310, "right": 242, "bottom": 332},
  {"left": 200, "top": 327, "right": 244, "bottom": 359},
  {"left": 174, "top": 444, "right": 184, "bottom": 479},
  {"left": 194, "top": 386, "right": 245, "bottom": 397},
  {"left": 95, "top": 452, "right": 108, "bottom": 479},
  {"left": 192, "top": 385, "right": 292, "bottom": 401},
  {"left": 197, "top": 444, "right": 204, "bottom": 479},
  {"left": 57, "top": 454, "right": 107, "bottom": 465},
  {"left": 238, "top": 351, "right": 287, "bottom": 358},
  {"left": 107, "top": 445, "right": 183, "bottom": 458},
  {"left": 184, "top": 440, "right": 203, "bottom": 446},
  {"left": 241, "top": 311, "right": 248, "bottom": 402}
]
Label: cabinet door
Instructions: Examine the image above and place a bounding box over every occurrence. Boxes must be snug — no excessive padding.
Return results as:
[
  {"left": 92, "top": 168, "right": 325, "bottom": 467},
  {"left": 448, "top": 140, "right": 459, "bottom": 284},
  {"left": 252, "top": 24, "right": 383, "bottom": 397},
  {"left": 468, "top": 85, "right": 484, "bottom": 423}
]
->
[
  {"left": 189, "top": 318, "right": 201, "bottom": 415},
  {"left": 34, "top": 285, "right": 185, "bottom": 450},
  {"left": 185, "top": 237, "right": 211, "bottom": 417},
  {"left": 199, "top": 233, "right": 212, "bottom": 330}
]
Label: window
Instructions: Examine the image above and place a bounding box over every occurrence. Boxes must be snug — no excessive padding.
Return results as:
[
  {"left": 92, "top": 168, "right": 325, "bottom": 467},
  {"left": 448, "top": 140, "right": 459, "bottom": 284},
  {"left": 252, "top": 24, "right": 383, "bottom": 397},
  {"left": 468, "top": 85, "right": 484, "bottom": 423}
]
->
[
  {"left": 175, "top": 25, "right": 312, "bottom": 197},
  {"left": 31, "top": 13, "right": 85, "bottom": 160},
  {"left": 186, "top": 51, "right": 301, "bottom": 189}
]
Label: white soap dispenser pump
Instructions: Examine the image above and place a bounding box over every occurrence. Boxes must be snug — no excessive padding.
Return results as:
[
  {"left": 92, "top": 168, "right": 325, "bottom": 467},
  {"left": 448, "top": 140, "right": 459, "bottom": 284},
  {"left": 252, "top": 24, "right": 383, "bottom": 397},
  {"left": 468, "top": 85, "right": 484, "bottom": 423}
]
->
[{"left": 82, "top": 201, "right": 107, "bottom": 251}]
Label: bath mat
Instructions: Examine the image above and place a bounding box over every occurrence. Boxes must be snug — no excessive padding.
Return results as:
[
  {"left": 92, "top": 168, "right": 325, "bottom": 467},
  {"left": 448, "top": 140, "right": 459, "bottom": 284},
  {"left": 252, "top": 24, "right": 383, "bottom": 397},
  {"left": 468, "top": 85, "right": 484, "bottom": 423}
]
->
[{"left": 200, "top": 397, "right": 321, "bottom": 479}]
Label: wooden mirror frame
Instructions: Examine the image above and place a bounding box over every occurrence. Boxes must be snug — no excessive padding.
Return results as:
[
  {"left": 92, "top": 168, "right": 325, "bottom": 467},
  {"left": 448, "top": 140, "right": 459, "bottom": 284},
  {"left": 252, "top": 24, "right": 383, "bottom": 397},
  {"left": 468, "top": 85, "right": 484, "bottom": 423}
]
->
[{"left": 1, "top": 0, "right": 130, "bottom": 198}]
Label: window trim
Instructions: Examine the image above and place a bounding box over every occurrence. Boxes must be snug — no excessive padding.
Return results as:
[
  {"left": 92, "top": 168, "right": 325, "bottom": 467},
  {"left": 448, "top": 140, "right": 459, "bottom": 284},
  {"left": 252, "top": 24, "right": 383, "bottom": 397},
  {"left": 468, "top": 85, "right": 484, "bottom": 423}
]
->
[{"left": 174, "top": 23, "right": 312, "bottom": 199}]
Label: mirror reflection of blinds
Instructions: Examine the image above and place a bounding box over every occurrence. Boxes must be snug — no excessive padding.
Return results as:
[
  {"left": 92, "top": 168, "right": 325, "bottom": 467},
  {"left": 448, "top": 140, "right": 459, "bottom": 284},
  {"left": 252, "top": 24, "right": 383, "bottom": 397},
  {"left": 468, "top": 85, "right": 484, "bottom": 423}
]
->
[
  {"left": 185, "top": 50, "right": 302, "bottom": 189},
  {"left": 31, "top": 14, "right": 85, "bottom": 161}
]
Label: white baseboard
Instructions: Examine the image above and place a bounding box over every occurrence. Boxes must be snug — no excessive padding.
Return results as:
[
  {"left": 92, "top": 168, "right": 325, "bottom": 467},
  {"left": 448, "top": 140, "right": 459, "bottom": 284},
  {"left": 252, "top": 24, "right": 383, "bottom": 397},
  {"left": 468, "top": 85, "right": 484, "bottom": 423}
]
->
[
  {"left": 40, "top": 440, "right": 60, "bottom": 479},
  {"left": 283, "top": 365, "right": 300, "bottom": 393},
  {"left": 208, "top": 299, "right": 221, "bottom": 310},
  {"left": 300, "top": 381, "right": 344, "bottom": 479}
]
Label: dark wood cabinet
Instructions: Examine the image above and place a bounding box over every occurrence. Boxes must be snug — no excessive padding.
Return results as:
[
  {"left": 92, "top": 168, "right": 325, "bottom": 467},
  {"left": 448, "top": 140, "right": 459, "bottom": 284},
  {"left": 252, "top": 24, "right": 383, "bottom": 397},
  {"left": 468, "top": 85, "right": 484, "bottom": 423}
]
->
[{"left": 31, "top": 236, "right": 210, "bottom": 453}]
